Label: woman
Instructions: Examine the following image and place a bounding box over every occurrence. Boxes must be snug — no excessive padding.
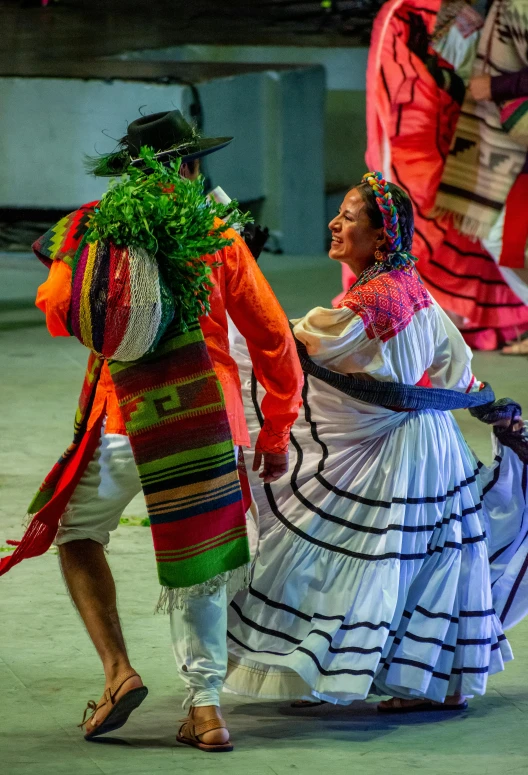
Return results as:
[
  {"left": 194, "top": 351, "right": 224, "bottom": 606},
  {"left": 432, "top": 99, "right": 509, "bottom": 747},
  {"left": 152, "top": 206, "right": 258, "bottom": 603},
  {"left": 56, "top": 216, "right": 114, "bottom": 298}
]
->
[
  {"left": 436, "top": 0, "right": 528, "bottom": 354},
  {"left": 364, "top": 0, "right": 528, "bottom": 351},
  {"left": 338, "top": 0, "right": 473, "bottom": 303},
  {"left": 225, "top": 174, "right": 528, "bottom": 710}
]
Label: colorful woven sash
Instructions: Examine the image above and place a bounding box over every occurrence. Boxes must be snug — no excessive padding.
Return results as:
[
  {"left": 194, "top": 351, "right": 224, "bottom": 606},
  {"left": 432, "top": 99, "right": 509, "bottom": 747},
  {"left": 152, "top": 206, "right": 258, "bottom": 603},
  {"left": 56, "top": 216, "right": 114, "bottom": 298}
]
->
[{"left": 108, "top": 320, "right": 250, "bottom": 589}]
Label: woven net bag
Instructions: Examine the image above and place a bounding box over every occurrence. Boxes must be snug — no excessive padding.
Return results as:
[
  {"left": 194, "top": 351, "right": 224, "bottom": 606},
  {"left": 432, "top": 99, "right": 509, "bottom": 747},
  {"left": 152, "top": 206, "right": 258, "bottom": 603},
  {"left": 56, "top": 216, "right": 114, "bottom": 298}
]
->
[{"left": 70, "top": 239, "right": 174, "bottom": 361}]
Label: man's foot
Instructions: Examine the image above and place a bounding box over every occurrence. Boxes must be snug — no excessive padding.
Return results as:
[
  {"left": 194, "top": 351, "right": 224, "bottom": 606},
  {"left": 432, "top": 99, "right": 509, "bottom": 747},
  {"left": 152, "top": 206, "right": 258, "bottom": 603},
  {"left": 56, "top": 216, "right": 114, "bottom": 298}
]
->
[
  {"left": 378, "top": 695, "right": 468, "bottom": 714},
  {"left": 177, "top": 705, "right": 233, "bottom": 752},
  {"left": 80, "top": 669, "right": 148, "bottom": 739}
]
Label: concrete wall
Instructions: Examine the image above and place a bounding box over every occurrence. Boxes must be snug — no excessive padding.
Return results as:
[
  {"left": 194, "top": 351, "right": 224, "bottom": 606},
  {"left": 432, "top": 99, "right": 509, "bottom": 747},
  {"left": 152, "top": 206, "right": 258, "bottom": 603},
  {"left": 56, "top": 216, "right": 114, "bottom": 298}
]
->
[
  {"left": 0, "top": 74, "right": 269, "bottom": 208},
  {"left": 116, "top": 44, "right": 369, "bottom": 90},
  {"left": 116, "top": 44, "right": 370, "bottom": 190},
  {"left": 326, "top": 90, "right": 367, "bottom": 191},
  {"left": 0, "top": 78, "right": 189, "bottom": 208},
  {"left": 0, "top": 65, "right": 326, "bottom": 253}
]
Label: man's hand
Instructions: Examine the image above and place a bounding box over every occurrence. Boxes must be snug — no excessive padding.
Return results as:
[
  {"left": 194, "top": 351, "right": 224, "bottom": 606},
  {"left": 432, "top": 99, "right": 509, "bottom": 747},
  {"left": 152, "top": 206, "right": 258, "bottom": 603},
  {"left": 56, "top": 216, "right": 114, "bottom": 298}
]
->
[
  {"left": 468, "top": 75, "right": 492, "bottom": 102},
  {"left": 252, "top": 451, "right": 289, "bottom": 483}
]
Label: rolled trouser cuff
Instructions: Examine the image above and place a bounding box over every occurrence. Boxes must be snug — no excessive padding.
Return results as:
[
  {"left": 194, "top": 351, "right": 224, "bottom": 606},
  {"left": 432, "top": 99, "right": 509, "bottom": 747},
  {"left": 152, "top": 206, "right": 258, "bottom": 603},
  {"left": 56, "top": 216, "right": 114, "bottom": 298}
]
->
[{"left": 189, "top": 689, "right": 221, "bottom": 708}]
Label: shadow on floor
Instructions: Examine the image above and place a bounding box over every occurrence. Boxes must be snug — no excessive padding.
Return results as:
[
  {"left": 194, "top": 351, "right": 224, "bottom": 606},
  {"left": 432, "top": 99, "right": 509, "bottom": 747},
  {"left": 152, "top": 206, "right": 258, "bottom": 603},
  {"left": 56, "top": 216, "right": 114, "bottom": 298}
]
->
[{"left": 73, "top": 694, "right": 486, "bottom": 752}]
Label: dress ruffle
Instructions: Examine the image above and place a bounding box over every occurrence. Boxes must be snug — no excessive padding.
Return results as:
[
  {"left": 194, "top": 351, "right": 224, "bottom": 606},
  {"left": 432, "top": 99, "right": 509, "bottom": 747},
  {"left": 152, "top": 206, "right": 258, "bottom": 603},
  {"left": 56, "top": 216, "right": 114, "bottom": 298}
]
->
[{"left": 225, "top": 334, "right": 527, "bottom": 704}]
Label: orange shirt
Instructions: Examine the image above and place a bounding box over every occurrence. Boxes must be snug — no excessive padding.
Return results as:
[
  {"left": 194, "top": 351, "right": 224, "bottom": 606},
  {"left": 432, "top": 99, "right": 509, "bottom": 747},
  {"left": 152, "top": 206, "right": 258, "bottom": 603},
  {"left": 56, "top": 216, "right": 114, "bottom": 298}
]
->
[{"left": 35, "top": 228, "right": 303, "bottom": 452}]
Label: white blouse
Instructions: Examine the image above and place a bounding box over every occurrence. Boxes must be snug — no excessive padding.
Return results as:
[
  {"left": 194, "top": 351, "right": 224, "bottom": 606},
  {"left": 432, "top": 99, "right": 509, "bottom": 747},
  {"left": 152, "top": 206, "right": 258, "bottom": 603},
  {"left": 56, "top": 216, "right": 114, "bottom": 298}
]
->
[{"left": 292, "top": 298, "right": 480, "bottom": 394}]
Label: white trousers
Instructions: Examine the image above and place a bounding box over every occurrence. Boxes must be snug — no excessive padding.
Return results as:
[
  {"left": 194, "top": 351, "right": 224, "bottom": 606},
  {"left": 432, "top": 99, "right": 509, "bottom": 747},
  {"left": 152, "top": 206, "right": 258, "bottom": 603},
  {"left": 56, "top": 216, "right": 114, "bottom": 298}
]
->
[{"left": 59, "top": 425, "right": 255, "bottom": 708}]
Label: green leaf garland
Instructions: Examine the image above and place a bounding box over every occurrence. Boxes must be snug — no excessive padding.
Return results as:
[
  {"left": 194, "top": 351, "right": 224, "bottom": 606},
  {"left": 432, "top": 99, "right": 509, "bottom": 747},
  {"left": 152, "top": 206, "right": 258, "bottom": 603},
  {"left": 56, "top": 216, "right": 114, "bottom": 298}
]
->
[{"left": 86, "top": 147, "right": 251, "bottom": 328}]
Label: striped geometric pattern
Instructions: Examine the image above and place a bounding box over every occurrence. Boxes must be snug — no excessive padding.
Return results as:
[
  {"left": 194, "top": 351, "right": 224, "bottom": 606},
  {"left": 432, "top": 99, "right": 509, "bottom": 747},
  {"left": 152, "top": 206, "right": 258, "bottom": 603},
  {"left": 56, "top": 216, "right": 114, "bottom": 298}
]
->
[
  {"left": 435, "top": 0, "right": 528, "bottom": 239},
  {"left": 500, "top": 96, "right": 528, "bottom": 145},
  {"left": 71, "top": 237, "right": 174, "bottom": 361},
  {"left": 108, "top": 320, "right": 250, "bottom": 589},
  {"left": 33, "top": 203, "right": 97, "bottom": 269}
]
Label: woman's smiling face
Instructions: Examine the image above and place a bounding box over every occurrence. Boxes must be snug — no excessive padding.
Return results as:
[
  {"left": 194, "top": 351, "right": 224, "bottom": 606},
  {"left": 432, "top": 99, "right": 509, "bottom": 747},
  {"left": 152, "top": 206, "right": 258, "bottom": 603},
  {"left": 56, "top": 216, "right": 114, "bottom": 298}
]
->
[{"left": 328, "top": 188, "right": 385, "bottom": 275}]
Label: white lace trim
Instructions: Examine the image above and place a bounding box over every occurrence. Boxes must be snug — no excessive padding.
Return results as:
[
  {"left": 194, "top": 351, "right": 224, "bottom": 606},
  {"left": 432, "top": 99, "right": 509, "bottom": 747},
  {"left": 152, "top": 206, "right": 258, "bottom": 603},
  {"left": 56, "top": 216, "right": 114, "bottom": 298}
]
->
[{"left": 154, "top": 563, "right": 251, "bottom": 614}]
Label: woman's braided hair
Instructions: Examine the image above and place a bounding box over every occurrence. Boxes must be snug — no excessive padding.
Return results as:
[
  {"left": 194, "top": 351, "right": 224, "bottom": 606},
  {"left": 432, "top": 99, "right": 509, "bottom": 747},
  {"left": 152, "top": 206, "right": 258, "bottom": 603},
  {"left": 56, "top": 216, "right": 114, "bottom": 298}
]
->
[{"left": 357, "top": 172, "right": 417, "bottom": 270}]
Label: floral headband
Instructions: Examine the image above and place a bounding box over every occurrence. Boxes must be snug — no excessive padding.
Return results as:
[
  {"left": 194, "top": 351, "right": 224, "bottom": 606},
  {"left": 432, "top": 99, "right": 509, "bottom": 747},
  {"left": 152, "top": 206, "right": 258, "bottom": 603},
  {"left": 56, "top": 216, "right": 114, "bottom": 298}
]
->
[{"left": 361, "top": 171, "right": 403, "bottom": 253}]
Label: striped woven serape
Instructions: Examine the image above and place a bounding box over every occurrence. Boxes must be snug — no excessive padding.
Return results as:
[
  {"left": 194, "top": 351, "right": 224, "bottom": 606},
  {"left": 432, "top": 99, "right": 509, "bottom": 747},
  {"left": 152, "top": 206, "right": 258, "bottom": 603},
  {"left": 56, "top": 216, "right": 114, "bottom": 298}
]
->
[{"left": 108, "top": 320, "right": 250, "bottom": 589}]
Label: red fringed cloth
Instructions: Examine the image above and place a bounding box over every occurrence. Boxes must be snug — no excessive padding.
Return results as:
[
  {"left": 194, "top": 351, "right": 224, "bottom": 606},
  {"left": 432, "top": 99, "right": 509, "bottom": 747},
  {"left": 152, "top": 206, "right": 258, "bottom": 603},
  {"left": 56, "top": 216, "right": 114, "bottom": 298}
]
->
[{"left": 0, "top": 352, "right": 104, "bottom": 575}]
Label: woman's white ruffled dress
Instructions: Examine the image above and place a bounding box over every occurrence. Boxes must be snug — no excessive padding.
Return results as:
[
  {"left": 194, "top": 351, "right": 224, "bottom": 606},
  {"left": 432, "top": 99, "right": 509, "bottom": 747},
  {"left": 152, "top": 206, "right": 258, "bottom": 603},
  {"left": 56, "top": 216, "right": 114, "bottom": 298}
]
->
[{"left": 225, "top": 268, "right": 528, "bottom": 704}]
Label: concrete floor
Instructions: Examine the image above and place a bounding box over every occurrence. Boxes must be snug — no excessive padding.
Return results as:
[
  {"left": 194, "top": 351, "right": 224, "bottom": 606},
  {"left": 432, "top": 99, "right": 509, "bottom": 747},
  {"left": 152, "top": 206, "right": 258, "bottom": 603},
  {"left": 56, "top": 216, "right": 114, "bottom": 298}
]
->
[{"left": 1, "top": 251, "right": 527, "bottom": 775}]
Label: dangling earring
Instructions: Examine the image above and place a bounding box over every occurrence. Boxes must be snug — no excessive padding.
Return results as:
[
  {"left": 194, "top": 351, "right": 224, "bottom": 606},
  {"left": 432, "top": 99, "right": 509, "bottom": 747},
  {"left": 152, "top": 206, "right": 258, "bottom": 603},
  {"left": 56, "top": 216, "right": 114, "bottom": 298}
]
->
[{"left": 374, "top": 248, "right": 384, "bottom": 262}]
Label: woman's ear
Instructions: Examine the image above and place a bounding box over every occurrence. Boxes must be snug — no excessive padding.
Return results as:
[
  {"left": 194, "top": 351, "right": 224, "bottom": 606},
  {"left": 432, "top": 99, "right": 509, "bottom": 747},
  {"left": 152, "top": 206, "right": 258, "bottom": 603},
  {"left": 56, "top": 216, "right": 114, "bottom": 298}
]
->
[{"left": 375, "top": 230, "right": 386, "bottom": 249}]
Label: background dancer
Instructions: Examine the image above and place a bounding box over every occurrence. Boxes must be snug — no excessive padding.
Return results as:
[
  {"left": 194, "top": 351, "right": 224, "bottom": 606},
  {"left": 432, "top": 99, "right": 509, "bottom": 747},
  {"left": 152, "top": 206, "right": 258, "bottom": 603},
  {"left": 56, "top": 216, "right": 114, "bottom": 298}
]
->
[
  {"left": 432, "top": 0, "right": 528, "bottom": 349},
  {"left": 0, "top": 110, "right": 303, "bottom": 752},
  {"left": 225, "top": 174, "right": 528, "bottom": 713},
  {"left": 336, "top": 0, "right": 481, "bottom": 304},
  {"left": 436, "top": 0, "right": 528, "bottom": 354},
  {"left": 364, "top": 0, "right": 528, "bottom": 350}
]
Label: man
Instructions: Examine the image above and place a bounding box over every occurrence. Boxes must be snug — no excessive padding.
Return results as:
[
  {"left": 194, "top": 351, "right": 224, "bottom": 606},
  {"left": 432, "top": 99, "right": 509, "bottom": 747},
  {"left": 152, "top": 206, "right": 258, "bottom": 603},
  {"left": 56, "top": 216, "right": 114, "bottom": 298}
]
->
[{"left": 1, "top": 110, "right": 303, "bottom": 752}]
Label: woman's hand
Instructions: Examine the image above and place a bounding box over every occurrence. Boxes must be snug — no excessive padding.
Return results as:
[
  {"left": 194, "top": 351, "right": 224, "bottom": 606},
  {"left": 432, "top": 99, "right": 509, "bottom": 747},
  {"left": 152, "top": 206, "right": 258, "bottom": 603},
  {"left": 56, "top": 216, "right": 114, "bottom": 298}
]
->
[
  {"left": 252, "top": 451, "right": 289, "bottom": 483},
  {"left": 469, "top": 75, "right": 492, "bottom": 102},
  {"left": 493, "top": 415, "right": 524, "bottom": 432}
]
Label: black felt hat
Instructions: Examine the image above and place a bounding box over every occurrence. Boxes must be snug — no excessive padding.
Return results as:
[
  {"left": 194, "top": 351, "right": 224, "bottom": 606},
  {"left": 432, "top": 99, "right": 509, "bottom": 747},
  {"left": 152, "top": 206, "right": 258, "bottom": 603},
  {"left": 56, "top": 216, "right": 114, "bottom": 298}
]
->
[
  {"left": 87, "top": 109, "right": 233, "bottom": 176},
  {"left": 128, "top": 110, "right": 232, "bottom": 166}
]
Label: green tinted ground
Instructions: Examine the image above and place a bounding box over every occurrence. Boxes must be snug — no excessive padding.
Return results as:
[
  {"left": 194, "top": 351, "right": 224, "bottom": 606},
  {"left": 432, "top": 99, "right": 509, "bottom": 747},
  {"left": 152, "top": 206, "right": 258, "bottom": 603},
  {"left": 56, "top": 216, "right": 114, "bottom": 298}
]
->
[{"left": 0, "top": 252, "right": 527, "bottom": 775}]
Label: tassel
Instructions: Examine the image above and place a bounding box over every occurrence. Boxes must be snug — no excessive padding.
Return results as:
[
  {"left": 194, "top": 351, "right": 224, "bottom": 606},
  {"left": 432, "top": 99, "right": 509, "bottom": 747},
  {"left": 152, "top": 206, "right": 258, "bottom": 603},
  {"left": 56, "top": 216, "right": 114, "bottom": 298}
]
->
[
  {"left": 0, "top": 518, "right": 54, "bottom": 576},
  {"left": 428, "top": 206, "right": 495, "bottom": 242},
  {"left": 154, "top": 564, "right": 251, "bottom": 614}
]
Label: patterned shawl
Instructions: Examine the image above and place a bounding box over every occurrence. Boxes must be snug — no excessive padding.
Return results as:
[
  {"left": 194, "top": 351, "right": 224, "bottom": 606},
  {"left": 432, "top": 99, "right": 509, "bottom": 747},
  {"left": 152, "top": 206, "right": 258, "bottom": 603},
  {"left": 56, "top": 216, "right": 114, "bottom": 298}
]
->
[
  {"left": 434, "top": 0, "right": 528, "bottom": 238},
  {"left": 0, "top": 207, "right": 250, "bottom": 607}
]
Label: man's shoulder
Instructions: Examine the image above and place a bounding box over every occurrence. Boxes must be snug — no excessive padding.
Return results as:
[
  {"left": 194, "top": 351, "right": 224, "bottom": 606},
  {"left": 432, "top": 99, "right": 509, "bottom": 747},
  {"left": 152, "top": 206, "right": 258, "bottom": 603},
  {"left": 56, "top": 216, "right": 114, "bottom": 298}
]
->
[
  {"left": 212, "top": 221, "right": 252, "bottom": 268},
  {"left": 213, "top": 217, "right": 243, "bottom": 244}
]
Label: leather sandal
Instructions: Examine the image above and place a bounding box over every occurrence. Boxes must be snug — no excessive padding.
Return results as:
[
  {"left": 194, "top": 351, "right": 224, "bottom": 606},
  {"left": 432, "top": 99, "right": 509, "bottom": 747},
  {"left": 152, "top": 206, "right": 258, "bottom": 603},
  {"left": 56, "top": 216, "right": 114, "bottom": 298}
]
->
[
  {"left": 177, "top": 707, "right": 233, "bottom": 752},
  {"left": 378, "top": 696, "right": 468, "bottom": 714},
  {"left": 79, "top": 668, "right": 148, "bottom": 741}
]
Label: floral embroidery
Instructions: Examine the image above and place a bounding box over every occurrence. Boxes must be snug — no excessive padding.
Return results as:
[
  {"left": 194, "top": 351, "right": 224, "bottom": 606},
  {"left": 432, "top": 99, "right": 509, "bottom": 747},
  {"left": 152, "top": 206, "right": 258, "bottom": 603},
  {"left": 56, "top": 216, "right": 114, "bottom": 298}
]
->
[{"left": 339, "top": 269, "right": 432, "bottom": 342}]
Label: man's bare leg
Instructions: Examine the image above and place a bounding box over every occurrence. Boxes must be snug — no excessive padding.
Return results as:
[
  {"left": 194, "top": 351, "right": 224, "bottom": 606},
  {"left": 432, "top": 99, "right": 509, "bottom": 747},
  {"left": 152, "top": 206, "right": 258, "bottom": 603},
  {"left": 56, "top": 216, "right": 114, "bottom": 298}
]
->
[{"left": 59, "top": 539, "right": 144, "bottom": 731}]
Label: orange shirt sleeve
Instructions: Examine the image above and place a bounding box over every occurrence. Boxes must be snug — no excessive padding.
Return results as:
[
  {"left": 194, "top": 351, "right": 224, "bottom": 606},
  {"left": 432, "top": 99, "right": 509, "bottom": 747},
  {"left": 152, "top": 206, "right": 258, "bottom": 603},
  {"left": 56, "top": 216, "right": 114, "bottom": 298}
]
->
[
  {"left": 221, "top": 229, "right": 303, "bottom": 454},
  {"left": 36, "top": 260, "right": 126, "bottom": 434},
  {"left": 35, "top": 259, "right": 72, "bottom": 337}
]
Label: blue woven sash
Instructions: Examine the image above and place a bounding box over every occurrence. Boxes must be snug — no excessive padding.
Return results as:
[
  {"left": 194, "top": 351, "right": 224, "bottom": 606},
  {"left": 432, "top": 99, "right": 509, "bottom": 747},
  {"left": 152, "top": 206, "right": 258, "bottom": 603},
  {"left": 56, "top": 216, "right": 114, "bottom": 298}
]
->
[{"left": 294, "top": 337, "right": 495, "bottom": 412}]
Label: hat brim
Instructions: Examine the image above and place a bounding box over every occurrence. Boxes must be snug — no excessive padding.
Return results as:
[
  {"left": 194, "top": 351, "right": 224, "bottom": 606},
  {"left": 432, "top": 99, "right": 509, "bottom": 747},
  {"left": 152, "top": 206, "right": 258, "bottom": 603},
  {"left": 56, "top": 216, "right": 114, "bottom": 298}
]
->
[{"left": 129, "top": 137, "right": 233, "bottom": 168}]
